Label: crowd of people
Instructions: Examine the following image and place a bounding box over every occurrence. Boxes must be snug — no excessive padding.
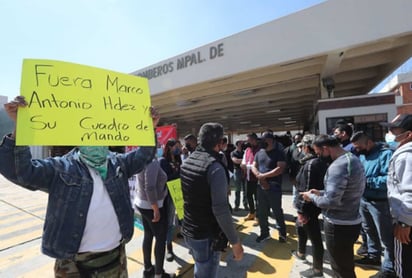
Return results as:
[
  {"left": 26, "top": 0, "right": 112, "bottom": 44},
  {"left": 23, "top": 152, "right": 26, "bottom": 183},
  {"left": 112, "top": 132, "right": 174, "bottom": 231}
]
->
[{"left": 1, "top": 96, "right": 412, "bottom": 278}]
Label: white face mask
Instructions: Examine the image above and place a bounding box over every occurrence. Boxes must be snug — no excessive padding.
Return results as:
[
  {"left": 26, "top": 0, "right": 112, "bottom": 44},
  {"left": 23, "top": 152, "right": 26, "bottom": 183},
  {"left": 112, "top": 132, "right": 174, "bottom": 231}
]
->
[
  {"left": 385, "top": 133, "right": 399, "bottom": 149},
  {"left": 385, "top": 133, "right": 395, "bottom": 142}
]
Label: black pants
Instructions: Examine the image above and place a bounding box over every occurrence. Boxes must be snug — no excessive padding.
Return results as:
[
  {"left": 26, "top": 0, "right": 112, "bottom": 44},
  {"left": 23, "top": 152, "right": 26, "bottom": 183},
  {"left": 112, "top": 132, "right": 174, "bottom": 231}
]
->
[
  {"left": 394, "top": 230, "right": 412, "bottom": 278},
  {"left": 138, "top": 205, "right": 168, "bottom": 275},
  {"left": 246, "top": 180, "right": 257, "bottom": 214},
  {"left": 324, "top": 221, "right": 360, "bottom": 278},
  {"left": 303, "top": 213, "right": 324, "bottom": 271}
]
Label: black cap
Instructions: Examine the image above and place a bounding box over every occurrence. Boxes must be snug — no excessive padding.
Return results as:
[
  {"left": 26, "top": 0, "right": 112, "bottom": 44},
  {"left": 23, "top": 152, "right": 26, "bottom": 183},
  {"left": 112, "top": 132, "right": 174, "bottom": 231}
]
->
[
  {"left": 261, "top": 131, "right": 275, "bottom": 140},
  {"left": 381, "top": 114, "right": 412, "bottom": 131}
]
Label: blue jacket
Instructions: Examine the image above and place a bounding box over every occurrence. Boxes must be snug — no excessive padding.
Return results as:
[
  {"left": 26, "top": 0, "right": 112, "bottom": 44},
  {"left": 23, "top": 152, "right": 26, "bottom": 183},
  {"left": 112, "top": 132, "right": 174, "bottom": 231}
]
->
[
  {"left": 0, "top": 135, "right": 155, "bottom": 259},
  {"left": 360, "top": 142, "right": 393, "bottom": 200}
]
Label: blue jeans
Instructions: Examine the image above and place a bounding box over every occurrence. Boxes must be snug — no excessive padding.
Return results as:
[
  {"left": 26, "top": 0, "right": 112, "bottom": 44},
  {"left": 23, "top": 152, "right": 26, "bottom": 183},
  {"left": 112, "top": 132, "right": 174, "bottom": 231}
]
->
[
  {"left": 184, "top": 237, "right": 221, "bottom": 278},
  {"left": 360, "top": 198, "right": 395, "bottom": 273},
  {"left": 257, "top": 186, "right": 286, "bottom": 238}
]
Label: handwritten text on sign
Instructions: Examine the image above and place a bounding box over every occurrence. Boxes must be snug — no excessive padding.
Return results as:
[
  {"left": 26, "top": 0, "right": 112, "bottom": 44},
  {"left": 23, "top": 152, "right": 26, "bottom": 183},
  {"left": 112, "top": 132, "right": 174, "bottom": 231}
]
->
[
  {"left": 17, "top": 59, "right": 154, "bottom": 146},
  {"left": 166, "top": 178, "right": 184, "bottom": 220}
]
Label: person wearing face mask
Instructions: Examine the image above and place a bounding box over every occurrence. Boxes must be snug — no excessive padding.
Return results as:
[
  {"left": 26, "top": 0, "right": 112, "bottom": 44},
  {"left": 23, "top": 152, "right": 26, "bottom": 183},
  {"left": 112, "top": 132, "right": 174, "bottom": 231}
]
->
[
  {"left": 1, "top": 96, "right": 159, "bottom": 277},
  {"left": 241, "top": 133, "right": 261, "bottom": 222},
  {"left": 159, "top": 138, "right": 182, "bottom": 262},
  {"left": 333, "top": 123, "right": 357, "bottom": 154},
  {"left": 292, "top": 134, "right": 328, "bottom": 278},
  {"left": 384, "top": 132, "right": 399, "bottom": 150},
  {"left": 135, "top": 158, "right": 176, "bottom": 278},
  {"left": 350, "top": 131, "right": 396, "bottom": 278},
  {"left": 183, "top": 134, "right": 198, "bottom": 155},
  {"left": 251, "top": 131, "right": 287, "bottom": 243},
  {"left": 301, "top": 135, "right": 365, "bottom": 278},
  {"left": 381, "top": 114, "right": 412, "bottom": 278}
]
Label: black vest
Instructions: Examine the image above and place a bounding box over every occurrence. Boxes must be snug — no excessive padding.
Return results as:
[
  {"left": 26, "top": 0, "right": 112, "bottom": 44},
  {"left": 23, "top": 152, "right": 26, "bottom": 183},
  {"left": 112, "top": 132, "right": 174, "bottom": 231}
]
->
[{"left": 180, "top": 149, "right": 221, "bottom": 239}]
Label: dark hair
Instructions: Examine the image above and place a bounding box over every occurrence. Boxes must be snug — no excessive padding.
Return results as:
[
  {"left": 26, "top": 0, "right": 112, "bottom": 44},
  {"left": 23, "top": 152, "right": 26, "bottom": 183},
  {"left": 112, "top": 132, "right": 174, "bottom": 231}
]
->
[
  {"left": 198, "top": 123, "right": 224, "bottom": 150},
  {"left": 335, "top": 119, "right": 347, "bottom": 125},
  {"left": 235, "top": 140, "right": 243, "bottom": 147},
  {"left": 313, "top": 134, "right": 340, "bottom": 147},
  {"left": 247, "top": 133, "right": 258, "bottom": 140},
  {"left": 163, "top": 138, "right": 177, "bottom": 160},
  {"left": 335, "top": 123, "right": 353, "bottom": 138},
  {"left": 184, "top": 134, "right": 196, "bottom": 141},
  {"left": 166, "top": 138, "right": 177, "bottom": 147},
  {"left": 350, "top": 131, "right": 371, "bottom": 143},
  {"left": 222, "top": 137, "right": 228, "bottom": 144}
]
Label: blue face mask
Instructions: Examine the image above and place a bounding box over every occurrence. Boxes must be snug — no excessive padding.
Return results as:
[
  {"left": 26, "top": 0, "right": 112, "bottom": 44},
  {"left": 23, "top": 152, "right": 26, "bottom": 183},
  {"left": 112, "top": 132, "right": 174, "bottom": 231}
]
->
[
  {"left": 157, "top": 148, "right": 163, "bottom": 157},
  {"left": 385, "top": 133, "right": 399, "bottom": 149},
  {"left": 174, "top": 148, "right": 181, "bottom": 155}
]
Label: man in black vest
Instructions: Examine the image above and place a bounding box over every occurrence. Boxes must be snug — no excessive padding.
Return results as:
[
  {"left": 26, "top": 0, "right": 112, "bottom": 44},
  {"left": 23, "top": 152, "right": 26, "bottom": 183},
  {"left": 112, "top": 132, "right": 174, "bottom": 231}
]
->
[{"left": 180, "top": 123, "right": 244, "bottom": 278}]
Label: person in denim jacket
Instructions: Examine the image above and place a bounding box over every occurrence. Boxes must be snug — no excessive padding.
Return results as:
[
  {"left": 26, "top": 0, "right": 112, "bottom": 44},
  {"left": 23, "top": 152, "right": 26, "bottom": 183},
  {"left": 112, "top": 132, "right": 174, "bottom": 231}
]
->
[{"left": 1, "top": 96, "right": 158, "bottom": 277}]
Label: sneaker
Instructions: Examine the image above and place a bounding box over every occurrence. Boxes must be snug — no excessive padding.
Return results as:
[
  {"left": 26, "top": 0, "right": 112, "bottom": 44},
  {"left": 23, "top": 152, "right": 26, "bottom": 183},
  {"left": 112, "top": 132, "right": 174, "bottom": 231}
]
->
[
  {"left": 166, "top": 251, "right": 175, "bottom": 262},
  {"left": 369, "top": 270, "right": 397, "bottom": 278},
  {"left": 244, "top": 213, "right": 255, "bottom": 221},
  {"left": 166, "top": 242, "right": 175, "bottom": 262},
  {"left": 300, "top": 268, "right": 323, "bottom": 278},
  {"left": 356, "top": 245, "right": 368, "bottom": 256},
  {"left": 143, "top": 266, "right": 155, "bottom": 278},
  {"left": 256, "top": 233, "right": 270, "bottom": 243},
  {"left": 291, "top": 250, "right": 306, "bottom": 261},
  {"left": 159, "top": 272, "right": 176, "bottom": 278},
  {"left": 279, "top": 236, "right": 287, "bottom": 243},
  {"left": 354, "top": 257, "right": 381, "bottom": 268}
]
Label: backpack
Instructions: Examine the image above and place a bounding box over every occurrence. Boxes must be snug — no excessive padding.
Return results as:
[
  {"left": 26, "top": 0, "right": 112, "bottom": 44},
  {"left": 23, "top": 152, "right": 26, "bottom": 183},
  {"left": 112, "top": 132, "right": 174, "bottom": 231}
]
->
[{"left": 295, "top": 158, "right": 314, "bottom": 192}]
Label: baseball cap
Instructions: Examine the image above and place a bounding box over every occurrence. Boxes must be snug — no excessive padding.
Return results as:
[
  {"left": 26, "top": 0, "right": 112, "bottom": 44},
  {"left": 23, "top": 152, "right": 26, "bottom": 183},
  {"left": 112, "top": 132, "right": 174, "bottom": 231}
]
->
[
  {"left": 381, "top": 114, "right": 412, "bottom": 131},
  {"left": 261, "top": 131, "right": 275, "bottom": 140}
]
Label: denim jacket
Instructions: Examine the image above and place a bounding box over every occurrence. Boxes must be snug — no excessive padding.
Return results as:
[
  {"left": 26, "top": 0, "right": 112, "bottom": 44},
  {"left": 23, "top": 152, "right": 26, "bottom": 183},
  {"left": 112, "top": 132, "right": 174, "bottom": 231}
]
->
[{"left": 0, "top": 135, "right": 155, "bottom": 259}]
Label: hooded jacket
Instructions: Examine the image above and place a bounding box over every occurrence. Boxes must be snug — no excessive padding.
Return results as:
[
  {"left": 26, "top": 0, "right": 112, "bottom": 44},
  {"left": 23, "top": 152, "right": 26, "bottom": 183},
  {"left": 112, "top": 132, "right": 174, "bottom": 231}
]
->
[{"left": 387, "top": 141, "right": 412, "bottom": 226}]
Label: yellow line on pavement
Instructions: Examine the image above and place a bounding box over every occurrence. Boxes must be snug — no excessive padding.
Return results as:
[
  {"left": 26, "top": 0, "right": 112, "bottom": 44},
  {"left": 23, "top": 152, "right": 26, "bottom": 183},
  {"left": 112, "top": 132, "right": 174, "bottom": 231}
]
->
[
  {"left": 353, "top": 241, "right": 379, "bottom": 278},
  {"left": 247, "top": 220, "right": 296, "bottom": 277}
]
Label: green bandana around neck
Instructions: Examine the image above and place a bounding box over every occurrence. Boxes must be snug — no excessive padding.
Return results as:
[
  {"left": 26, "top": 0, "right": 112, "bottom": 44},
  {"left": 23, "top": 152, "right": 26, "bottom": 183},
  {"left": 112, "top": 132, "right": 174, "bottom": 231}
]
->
[{"left": 78, "top": 146, "right": 109, "bottom": 179}]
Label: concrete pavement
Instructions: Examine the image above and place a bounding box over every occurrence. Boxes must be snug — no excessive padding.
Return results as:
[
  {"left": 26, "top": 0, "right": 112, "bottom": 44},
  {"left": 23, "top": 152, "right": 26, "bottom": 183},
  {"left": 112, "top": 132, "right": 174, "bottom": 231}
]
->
[{"left": 0, "top": 175, "right": 379, "bottom": 277}]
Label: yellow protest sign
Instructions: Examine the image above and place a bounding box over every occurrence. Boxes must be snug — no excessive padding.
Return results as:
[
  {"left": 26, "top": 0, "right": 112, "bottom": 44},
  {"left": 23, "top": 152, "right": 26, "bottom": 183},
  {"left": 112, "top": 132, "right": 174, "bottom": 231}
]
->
[
  {"left": 166, "top": 178, "right": 184, "bottom": 220},
  {"left": 16, "top": 59, "right": 154, "bottom": 146}
]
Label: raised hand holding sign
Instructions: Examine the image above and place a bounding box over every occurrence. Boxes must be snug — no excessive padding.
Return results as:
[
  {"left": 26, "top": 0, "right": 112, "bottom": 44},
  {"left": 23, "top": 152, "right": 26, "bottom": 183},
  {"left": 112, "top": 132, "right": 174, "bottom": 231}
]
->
[{"left": 16, "top": 59, "right": 155, "bottom": 146}]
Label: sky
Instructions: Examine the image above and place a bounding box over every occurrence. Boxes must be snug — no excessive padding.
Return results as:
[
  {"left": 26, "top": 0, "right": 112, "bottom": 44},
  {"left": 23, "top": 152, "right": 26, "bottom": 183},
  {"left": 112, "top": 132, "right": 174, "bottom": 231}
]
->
[{"left": 0, "top": 0, "right": 326, "bottom": 99}]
